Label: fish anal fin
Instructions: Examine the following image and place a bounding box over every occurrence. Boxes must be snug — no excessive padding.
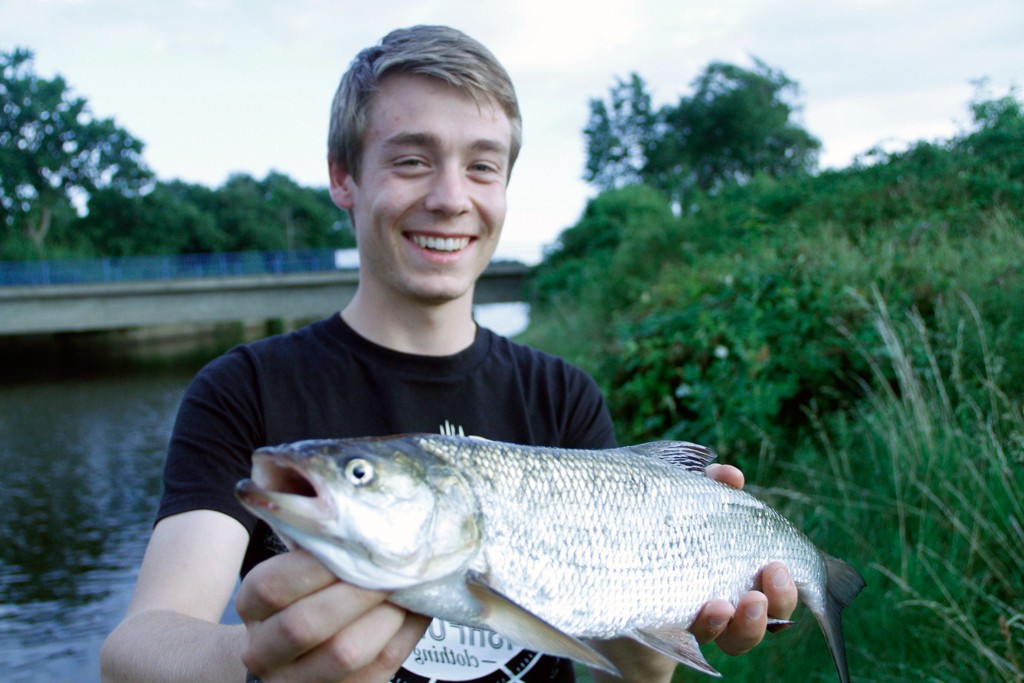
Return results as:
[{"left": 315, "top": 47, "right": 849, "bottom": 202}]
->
[
  {"left": 465, "top": 573, "right": 620, "bottom": 676},
  {"left": 632, "top": 625, "right": 721, "bottom": 677}
]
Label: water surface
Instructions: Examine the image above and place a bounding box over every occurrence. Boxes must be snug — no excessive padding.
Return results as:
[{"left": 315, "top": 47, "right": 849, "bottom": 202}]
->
[{"left": 0, "top": 368, "right": 193, "bottom": 683}]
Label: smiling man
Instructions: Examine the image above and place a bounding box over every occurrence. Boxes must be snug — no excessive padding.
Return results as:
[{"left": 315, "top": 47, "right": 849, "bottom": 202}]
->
[
  {"left": 101, "top": 25, "right": 796, "bottom": 683},
  {"left": 330, "top": 72, "right": 511, "bottom": 353}
]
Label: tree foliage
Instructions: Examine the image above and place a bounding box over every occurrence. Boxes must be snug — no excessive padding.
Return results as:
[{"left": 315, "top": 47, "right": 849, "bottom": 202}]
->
[
  {"left": 583, "top": 73, "right": 657, "bottom": 191},
  {"left": 75, "top": 182, "right": 217, "bottom": 257},
  {"left": 584, "top": 59, "right": 820, "bottom": 204},
  {"left": 73, "top": 174, "right": 352, "bottom": 257},
  {"left": 529, "top": 89, "right": 1024, "bottom": 461},
  {"left": 0, "top": 47, "right": 353, "bottom": 260},
  {"left": 0, "top": 48, "right": 151, "bottom": 254}
]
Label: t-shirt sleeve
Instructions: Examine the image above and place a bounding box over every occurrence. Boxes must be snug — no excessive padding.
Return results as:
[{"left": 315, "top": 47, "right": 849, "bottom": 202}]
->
[
  {"left": 157, "top": 347, "right": 266, "bottom": 532},
  {"left": 561, "top": 362, "right": 618, "bottom": 450}
]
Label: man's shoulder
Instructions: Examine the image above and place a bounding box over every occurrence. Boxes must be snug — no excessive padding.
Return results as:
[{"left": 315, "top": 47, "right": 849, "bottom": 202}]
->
[
  {"left": 481, "top": 329, "right": 604, "bottom": 400},
  {"left": 247, "top": 316, "right": 336, "bottom": 355},
  {"left": 484, "top": 328, "right": 585, "bottom": 373},
  {"left": 185, "top": 317, "right": 337, "bottom": 393},
  {"left": 217, "top": 316, "right": 341, "bottom": 367}
]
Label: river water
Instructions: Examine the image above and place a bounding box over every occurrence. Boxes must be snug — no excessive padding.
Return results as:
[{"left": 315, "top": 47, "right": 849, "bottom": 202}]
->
[
  {"left": 0, "top": 367, "right": 195, "bottom": 682},
  {"left": 0, "top": 304, "right": 528, "bottom": 682}
]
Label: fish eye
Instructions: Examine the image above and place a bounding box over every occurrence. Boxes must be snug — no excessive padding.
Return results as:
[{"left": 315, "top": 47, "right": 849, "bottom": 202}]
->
[{"left": 344, "top": 457, "right": 374, "bottom": 486}]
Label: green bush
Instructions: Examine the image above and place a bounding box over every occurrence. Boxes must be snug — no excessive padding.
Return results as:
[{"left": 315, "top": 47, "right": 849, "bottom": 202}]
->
[
  {"left": 530, "top": 89, "right": 1024, "bottom": 683},
  {"left": 523, "top": 92, "right": 1024, "bottom": 470},
  {"left": 567, "top": 297, "right": 1024, "bottom": 682}
]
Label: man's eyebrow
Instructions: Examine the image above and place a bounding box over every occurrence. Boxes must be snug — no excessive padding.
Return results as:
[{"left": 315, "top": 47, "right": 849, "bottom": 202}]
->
[
  {"left": 382, "top": 132, "right": 509, "bottom": 157},
  {"left": 469, "top": 138, "right": 510, "bottom": 157},
  {"left": 382, "top": 132, "right": 441, "bottom": 151}
]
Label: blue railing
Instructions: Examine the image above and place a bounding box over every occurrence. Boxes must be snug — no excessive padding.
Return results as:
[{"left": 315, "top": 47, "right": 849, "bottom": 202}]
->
[{"left": 0, "top": 249, "right": 358, "bottom": 287}]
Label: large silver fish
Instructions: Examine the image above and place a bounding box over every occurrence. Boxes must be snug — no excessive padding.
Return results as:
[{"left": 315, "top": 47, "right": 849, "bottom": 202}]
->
[{"left": 236, "top": 434, "right": 864, "bottom": 681}]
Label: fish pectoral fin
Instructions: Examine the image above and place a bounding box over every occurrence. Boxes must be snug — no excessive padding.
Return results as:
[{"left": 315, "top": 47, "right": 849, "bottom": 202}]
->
[
  {"left": 465, "top": 573, "right": 620, "bottom": 676},
  {"left": 631, "top": 625, "right": 721, "bottom": 677}
]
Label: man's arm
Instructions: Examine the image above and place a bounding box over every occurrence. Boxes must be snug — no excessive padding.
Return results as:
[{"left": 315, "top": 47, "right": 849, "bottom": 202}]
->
[
  {"left": 100, "top": 510, "right": 252, "bottom": 682},
  {"left": 589, "top": 464, "right": 800, "bottom": 683},
  {"left": 101, "top": 510, "right": 429, "bottom": 683}
]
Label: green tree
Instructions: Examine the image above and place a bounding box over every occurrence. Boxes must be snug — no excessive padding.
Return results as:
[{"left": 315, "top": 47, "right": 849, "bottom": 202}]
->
[
  {"left": 214, "top": 173, "right": 283, "bottom": 252},
  {"left": 261, "top": 171, "right": 352, "bottom": 250},
  {"left": 0, "top": 48, "right": 150, "bottom": 254},
  {"left": 156, "top": 180, "right": 230, "bottom": 253},
  {"left": 73, "top": 173, "right": 353, "bottom": 257},
  {"left": 658, "top": 58, "right": 820, "bottom": 194},
  {"left": 76, "top": 183, "right": 218, "bottom": 256},
  {"left": 210, "top": 172, "right": 352, "bottom": 253},
  {"left": 583, "top": 73, "right": 657, "bottom": 191},
  {"left": 583, "top": 59, "right": 820, "bottom": 205},
  {"left": 527, "top": 184, "right": 680, "bottom": 370}
]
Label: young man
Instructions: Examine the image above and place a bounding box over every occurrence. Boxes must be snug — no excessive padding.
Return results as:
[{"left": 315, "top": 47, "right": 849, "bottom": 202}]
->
[{"left": 101, "top": 25, "right": 796, "bottom": 683}]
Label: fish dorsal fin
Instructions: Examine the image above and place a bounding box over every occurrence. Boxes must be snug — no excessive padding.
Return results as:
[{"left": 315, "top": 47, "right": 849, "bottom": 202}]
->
[
  {"left": 631, "top": 625, "right": 721, "bottom": 677},
  {"left": 465, "top": 572, "right": 620, "bottom": 676},
  {"left": 631, "top": 441, "right": 719, "bottom": 474}
]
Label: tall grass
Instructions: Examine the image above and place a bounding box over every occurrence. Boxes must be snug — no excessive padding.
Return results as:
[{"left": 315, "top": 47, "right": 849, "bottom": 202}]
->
[
  {"left": 702, "top": 292, "right": 1024, "bottom": 682},
  {"left": 578, "top": 293, "right": 1024, "bottom": 682},
  {"left": 837, "top": 292, "right": 1024, "bottom": 681}
]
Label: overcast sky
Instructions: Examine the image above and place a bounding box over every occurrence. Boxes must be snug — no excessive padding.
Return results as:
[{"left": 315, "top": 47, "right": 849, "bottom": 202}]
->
[{"left": 3, "top": 0, "right": 1022, "bottom": 262}]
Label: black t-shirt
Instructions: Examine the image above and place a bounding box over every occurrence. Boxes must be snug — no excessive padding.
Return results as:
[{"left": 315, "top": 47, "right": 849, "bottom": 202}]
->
[{"left": 158, "top": 313, "right": 617, "bottom": 683}]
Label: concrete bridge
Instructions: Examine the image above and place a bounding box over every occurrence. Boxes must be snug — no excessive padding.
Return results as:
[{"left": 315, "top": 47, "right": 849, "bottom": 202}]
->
[{"left": 0, "top": 262, "right": 530, "bottom": 335}]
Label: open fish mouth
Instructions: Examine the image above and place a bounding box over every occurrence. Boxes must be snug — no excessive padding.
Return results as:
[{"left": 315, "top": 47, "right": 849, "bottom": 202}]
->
[{"left": 236, "top": 454, "right": 335, "bottom": 524}]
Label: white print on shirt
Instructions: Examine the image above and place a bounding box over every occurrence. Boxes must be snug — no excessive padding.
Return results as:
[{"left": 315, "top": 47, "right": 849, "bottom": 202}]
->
[{"left": 395, "top": 618, "right": 550, "bottom": 682}]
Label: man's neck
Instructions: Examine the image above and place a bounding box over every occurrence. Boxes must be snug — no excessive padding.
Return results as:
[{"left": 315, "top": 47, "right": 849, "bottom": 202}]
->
[{"left": 340, "top": 289, "right": 478, "bottom": 357}]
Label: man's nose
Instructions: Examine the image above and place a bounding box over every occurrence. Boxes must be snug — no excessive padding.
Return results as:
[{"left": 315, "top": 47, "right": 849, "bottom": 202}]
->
[{"left": 424, "top": 165, "right": 472, "bottom": 215}]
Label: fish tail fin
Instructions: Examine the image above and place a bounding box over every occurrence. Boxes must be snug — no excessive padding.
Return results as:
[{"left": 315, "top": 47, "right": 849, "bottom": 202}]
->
[{"left": 815, "top": 554, "right": 866, "bottom": 683}]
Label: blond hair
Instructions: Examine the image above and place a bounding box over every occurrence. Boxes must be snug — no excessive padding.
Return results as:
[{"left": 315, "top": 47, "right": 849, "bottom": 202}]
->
[{"left": 328, "top": 25, "right": 522, "bottom": 180}]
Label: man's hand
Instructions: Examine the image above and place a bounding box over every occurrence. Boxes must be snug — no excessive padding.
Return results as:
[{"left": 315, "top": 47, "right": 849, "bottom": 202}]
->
[
  {"left": 692, "top": 464, "right": 800, "bottom": 655},
  {"left": 236, "top": 549, "right": 429, "bottom": 682},
  {"left": 687, "top": 561, "right": 796, "bottom": 654}
]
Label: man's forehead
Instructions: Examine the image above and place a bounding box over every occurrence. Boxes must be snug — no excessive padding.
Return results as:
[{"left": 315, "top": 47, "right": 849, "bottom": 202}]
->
[{"left": 364, "top": 74, "right": 513, "bottom": 150}]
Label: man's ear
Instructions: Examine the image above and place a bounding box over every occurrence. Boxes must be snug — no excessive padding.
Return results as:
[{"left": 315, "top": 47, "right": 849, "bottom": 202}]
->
[{"left": 328, "top": 159, "right": 356, "bottom": 210}]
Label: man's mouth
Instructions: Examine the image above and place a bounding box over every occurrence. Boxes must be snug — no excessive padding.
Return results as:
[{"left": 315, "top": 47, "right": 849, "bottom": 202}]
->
[{"left": 409, "top": 234, "right": 472, "bottom": 253}]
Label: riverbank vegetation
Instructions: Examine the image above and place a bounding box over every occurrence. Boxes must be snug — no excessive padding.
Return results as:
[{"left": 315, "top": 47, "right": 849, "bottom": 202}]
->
[{"left": 533, "top": 72, "right": 1023, "bottom": 681}]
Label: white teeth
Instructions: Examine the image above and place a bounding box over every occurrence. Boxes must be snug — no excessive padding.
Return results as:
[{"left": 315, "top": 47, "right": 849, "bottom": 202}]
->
[{"left": 411, "top": 235, "right": 471, "bottom": 252}]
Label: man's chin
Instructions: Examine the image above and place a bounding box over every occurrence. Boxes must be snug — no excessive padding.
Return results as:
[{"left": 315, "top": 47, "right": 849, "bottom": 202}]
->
[
  {"left": 405, "top": 281, "right": 475, "bottom": 306},
  {"left": 397, "top": 267, "right": 481, "bottom": 302},
  {"left": 414, "top": 291, "right": 474, "bottom": 307}
]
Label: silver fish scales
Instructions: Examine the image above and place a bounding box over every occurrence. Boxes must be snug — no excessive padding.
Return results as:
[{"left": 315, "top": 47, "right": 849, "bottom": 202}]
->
[{"left": 236, "top": 434, "right": 865, "bottom": 681}]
